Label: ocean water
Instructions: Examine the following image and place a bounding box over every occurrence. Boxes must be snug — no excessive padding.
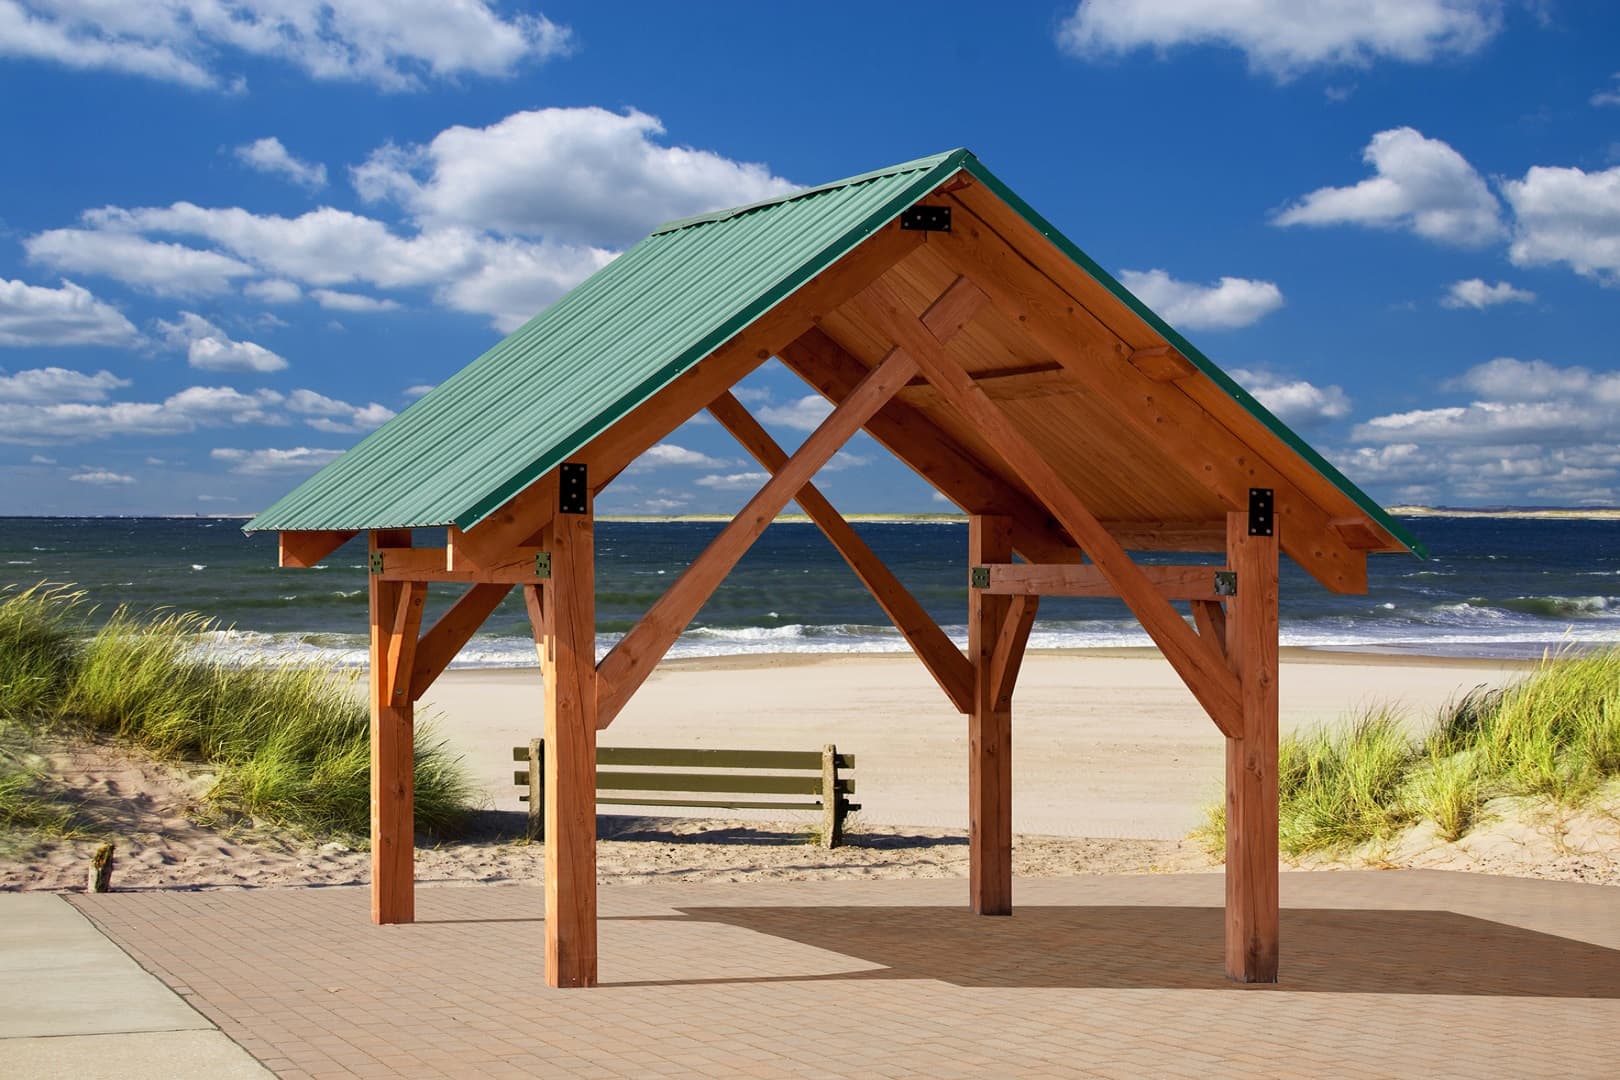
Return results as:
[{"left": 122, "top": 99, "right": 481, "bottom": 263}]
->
[{"left": 1, "top": 515, "right": 1617, "bottom": 666}]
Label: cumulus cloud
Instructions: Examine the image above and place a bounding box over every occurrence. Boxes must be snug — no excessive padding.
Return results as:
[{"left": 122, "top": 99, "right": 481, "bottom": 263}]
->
[
  {"left": 212, "top": 446, "right": 342, "bottom": 474},
  {"left": 69, "top": 468, "right": 134, "bottom": 485},
  {"left": 1340, "top": 357, "right": 1620, "bottom": 505},
  {"left": 1230, "top": 368, "right": 1351, "bottom": 427},
  {"left": 0, "top": 366, "right": 130, "bottom": 404},
  {"left": 242, "top": 279, "right": 302, "bottom": 304},
  {"left": 25, "top": 228, "right": 257, "bottom": 296},
  {"left": 1592, "top": 74, "right": 1620, "bottom": 108},
  {"left": 695, "top": 471, "right": 770, "bottom": 490},
  {"left": 1117, "top": 269, "right": 1284, "bottom": 330},
  {"left": 0, "top": 278, "right": 139, "bottom": 347},
  {"left": 0, "top": 385, "right": 284, "bottom": 444},
  {"left": 1441, "top": 278, "right": 1535, "bottom": 309},
  {"left": 309, "top": 288, "right": 399, "bottom": 313},
  {"left": 1274, "top": 127, "right": 1505, "bottom": 247},
  {"left": 285, "top": 388, "right": 394, "bottom": 433},
  {"left": 352, "top": 107, "right": 797, "bottom": 247},
  {"left": 1502, "top": 164, "right": 1620, "bottom": 285},
  {"left": 626, "top": 443, "right": 731, "bottom": 471},
  {"left": 1057, "top": 0, "right": 1502, "bottom": 79},
  {"left": 157, "top": 312, "right": 288, "bottom": 373},
  {"left": 0, "top": 1, "right": 571, "bottom": 92},
  {"left": 757, "top": 395, "right": 833, "bottom": 433},
  {"left": 234, "top": 137, "right": 326, "bottom": 189}
]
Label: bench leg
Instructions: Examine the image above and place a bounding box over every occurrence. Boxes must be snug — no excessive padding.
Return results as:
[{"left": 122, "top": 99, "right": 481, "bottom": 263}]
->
[
  {"left": 526, "top": 738, "right": 544, "bottom": 841},
  {"left": 821, "top": 743, "right": 842, "bottom": 848}
]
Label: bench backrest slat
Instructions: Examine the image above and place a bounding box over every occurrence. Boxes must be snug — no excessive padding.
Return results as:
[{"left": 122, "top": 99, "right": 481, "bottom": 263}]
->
[
  {"left": 596, "top": 771, "right": 855, "bottom": 796},
  {"left": 513, "top": 745, "right": 854, "bottom": 770}
]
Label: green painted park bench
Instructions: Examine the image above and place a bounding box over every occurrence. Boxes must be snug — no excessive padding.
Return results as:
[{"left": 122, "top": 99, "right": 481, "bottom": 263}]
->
[{"left": 513, "top": 741, "right": 858, "bottom": 847}]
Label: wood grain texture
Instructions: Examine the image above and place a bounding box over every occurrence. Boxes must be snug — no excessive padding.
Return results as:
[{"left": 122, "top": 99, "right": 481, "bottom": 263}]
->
[
  {"left": 969, "top": 515, "right": 1014, "bottom": 915},
  {"left": 278, "top": 530, "right": 355, "bottom": 568},
  {"left": 709, "top": 390, "right": 973, "bottom": 713},
  {"left": 377, "top": 545, "right": 549, "bottom": 583},
  {"left": 855, "top": 275, "right": 1242, "bottom": 738},
  {"left": 1191, "top": 599, "right": 1229, "bottom": 661},
  {"left": 979, "top": 562, "right": 1233, "bottom": 600},
  {"left": 594, "top": 348, "right": 920, "bottom": 728},
  {"left": 367, "top": 529, "right": 415, "bottom": 925},
  {"left": 1224, "top": 510, "right": 1280, "bottom": 983},
  {"left": 988, "top": 594, "right": 1039, "bottom": 714},
  {"left": 409, "top": 583, "right": 514, "bottom": 701}
]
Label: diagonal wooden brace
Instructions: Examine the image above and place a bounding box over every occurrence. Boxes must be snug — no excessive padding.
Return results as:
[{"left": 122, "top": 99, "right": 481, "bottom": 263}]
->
[{"left": 855, "top": 274, "right": 1243, "bottom": 738}]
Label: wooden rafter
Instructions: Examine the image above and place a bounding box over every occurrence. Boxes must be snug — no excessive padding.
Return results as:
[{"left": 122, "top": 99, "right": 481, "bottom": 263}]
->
[
  {"left": 978, "top": 562, "right": 1233, "bottom": 601},
  {"left": 708, "top": 390, "right": 973, "bottom": 714},
  {"left": 279, "top": 529, "right": 355, "bottom": 568},
  {"left": 447, "top": 223, "right": 927, "bottom": 568},
  {"left": 409, "top": 582, "right": 513, "bottom": 702},
  {"left": 853, "top": 274, "right": 1242, "bottom": 739},
  {"left": 594, "top": 347, "right": 921, "bottom": 729},
  {"left": 932, "top": 192, "right": 1368, "bottom": 594}
]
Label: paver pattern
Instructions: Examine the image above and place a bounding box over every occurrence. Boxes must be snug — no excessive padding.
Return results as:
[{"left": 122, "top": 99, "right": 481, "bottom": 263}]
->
[{"left": 71, "top": 870, "right": 1620, "bottom": 1078}]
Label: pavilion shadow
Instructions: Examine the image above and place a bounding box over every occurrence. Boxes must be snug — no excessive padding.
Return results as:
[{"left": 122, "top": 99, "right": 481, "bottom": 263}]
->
[{"left": 621, "top": 905, "right": 1620, "bottom": 997}]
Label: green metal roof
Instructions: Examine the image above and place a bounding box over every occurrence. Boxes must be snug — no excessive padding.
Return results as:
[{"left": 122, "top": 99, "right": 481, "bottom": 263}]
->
[{"left": 246, "top": 148, "right": 1421, "bottom": 558}]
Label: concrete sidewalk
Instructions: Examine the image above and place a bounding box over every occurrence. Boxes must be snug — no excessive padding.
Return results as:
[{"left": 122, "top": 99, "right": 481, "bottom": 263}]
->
[{"left": 0, "top": 893, "right": 266, "bottom": 1078}]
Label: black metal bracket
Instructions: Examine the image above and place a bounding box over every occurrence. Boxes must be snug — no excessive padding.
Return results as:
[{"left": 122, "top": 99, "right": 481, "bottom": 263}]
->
[
  {"left": 970, "top": 566, "right": 990, "bottom": 589},
  {"left": 900, "top": 205, "right": 951, "bottom": 232},
  {"left": 1248, "top": 488, "right": 1274, "bottom": 536},
  {"left": 559, "top": 463, "right": 588, "bottom": 515},
  {"left": 1213, "top": 571, "right": 1237, "bottom": 597}
]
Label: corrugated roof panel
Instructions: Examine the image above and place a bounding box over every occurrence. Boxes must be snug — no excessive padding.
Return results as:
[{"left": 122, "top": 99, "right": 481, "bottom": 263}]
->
[{"left": 245, "top": 150, "right": 966, "bottom": 533}]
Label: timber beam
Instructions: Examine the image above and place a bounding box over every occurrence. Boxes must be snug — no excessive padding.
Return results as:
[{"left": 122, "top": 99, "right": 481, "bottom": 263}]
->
[
  {"left": 279, "top": 529, "right": 356, "bottom": 568},
  {"left": 853, "top": 274, "right": 1243, "bottom": 739},
  {"left": 708, "top": 390, "right": 973, "bottom": 714},
  {"left": 975, "top": 562, "right": 1236, "bottom": 602},
  {"left": 373, "top": 544, "right": 551, "bottom": 583}
]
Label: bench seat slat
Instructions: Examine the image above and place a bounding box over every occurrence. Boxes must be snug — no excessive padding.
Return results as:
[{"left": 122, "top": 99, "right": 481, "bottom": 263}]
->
[{"left": 597, "top": 798, "right": 826, "bottom": 810}]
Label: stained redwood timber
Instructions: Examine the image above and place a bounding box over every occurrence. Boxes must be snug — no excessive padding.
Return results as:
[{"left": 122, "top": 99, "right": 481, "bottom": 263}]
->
[
  {"left": 1330, "top": 517, "right": 1387, "bottom": 551},
  {"left": 708, "top": 390, "right": 973, "bottom": 714},
  {"left": 1126, "top": 345, "right": 1197, "bottom": 382},
  {"left": 1191, "top": 599, "right": 1229, "bottom": 660},
  {"left": 532, "top": 490, "right": 600, "bottom": 988},
  {"left": 855, "top": 275, "right": 1243, "bottom": 738},
  {"left": 933, "top": 192, "right": 1369, "bottom": 594},
  {"left": 449, "top": 223, "right": 927, "bottom": 565},
  {"left": 409, "top": 583, "right": 514, "bottom": 702},
  {"left": 979, "top": 562, "right": 1233, "bottom": 601},
  {"left": 367, "top": 528, "right": 416, "bottom": 925},
  {"left": 1106, "top": 520, "right": 1226, "bottom": 553},
  {"left": 969, "top": 515, "right": 1014, "bottom": 915},
  {"left": 1224, "top": 509, "right": 1280, "bottom": 983},
  {"left": 279, "top": 529, "right": 355, "bottom": 568},
  {"left": 988, "top": 594, "right": 1038, "bottom": 714},
  {"left": 778, "top": 329, "right": 1086, "bottom": 564},
  {"left": 594, "top": 348, "right": 920, "bottom": 729},
  {"left": 375, "top": 545, "right": 549, "bottom": 583}
]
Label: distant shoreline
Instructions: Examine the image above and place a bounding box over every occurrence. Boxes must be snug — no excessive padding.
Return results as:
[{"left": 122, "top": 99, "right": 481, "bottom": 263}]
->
[{"left": 1387, "top": 506, "right": 1620, "bottom": 521}]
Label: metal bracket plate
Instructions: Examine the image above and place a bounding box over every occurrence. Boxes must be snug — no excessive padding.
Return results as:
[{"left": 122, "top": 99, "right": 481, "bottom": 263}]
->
[
  {"left": 368, "top": 551, "right": 384, "bottom": 574},
  {"left": 1248, "top": 488, "right": 1274, "bottom": 537},
  {"left": 559, "top": 462, "right": 588, "bottom": 515},
  {"left": 535, "top": 551, "right": 552, "bottom": 579},
  {"left": 1213, "top": 570, "right": 1237, "bottom": 597},
  {"left": 970, "top": 566, "right": 990, "bottom": 589},
  {"left": 900, "top": 205, "right": 951, "bottom": 232}
]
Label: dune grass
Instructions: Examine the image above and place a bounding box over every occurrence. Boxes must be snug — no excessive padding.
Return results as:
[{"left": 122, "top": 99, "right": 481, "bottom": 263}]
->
[
  {"left": 1196, "top": 646, "right": 1620, "bottom": 858},
  {"left": 0, "top": 584, "right": 474, "bottom": 840}
]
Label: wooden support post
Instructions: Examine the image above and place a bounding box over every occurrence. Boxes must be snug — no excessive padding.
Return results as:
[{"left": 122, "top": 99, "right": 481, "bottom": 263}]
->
[
  {"left": 528, "top": 478, "right": 599, "bottom": 989},
  {"left": 368, "top": 529, "right": 418, "bottom": 925},
  {"left": 526, "top": 737, "right": 545, "bottom": 841},
  {"left": 821, "top": 743, "right": 843, "bottom": 849},
  {"left": 969, "top": 515, "right": 1014, "bottom": 915},
  {"left": 1224, "top": 505, "right": 1280, "bottom": 983}
]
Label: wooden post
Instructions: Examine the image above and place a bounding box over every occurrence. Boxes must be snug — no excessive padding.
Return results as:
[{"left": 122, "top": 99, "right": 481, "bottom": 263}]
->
[
  {"left": 529, "top": 472, "right": 599, "bottom": 989},
  {"left": 368, "top": 529, "right": 418, "bottom": 925},
  {"left": 821, "top": 743, "right": 842, "bottom": 849},
  {"left": 969, "top": 515, "right": 1014, "bottom": 915},
  {"left": 1224, "top": 503, "right": 1280, "bottom": 982},
  {"left": 526, "top": 737, "right": 544, "bottom": 841}
]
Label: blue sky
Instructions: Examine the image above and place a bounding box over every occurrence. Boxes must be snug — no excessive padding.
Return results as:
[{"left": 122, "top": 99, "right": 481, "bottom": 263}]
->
[{"left": 2, "top": 0, "right": 1618, "bottom": 516}]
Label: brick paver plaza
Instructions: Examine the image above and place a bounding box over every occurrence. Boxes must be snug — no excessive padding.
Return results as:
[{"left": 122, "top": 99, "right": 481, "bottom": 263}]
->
[{"left": 71, "top": 870, "right": 1620, "bottom": 1078}]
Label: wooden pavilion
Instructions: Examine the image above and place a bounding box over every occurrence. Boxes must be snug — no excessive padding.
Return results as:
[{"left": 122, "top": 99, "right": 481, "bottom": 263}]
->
[{"left": 246, "top": 149, "right": 1422, "bottom": 989}]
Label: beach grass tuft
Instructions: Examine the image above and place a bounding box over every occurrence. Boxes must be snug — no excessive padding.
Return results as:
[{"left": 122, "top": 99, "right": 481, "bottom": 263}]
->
[
  {"left": 1196, "top": 646, "right": 1620, "bottom": 858},
  {"left": 0, "top": 584, "right": 474, "bottom": 840}
]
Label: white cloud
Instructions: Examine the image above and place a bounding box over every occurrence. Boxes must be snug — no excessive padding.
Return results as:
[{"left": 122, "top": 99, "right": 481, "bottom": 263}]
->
[
  {"left": 243, "top": 279, "right": 302, "bottom": 304},
  {"left": 1057, "top": 0, "right": 1502, "bottom": 79},
  {"left": 157, "top": 312, "right": 288, "bottom": 372},
  {"left": 757, "top": 395, "right": 833, "bottom": 433},
  {"left": 1117, "top": 269, "right": 1284, "bottom": 330},
  {"left": 695, "top": 471, "right": 770, "bottom": 490},
  {"left": 1502, "top": 164, "right": 1620, "bottom": 285},
  {"left": 353, "top": 106, "right": 797, "bottom": 247},
  {"left": 29, "top": 454, "right": 55, "bottom": 464},
  {"left": 69, "top": 468, "right": 133, "bottom": 485},
  {"left": 0, "top": 1, "right": 571, "bottom": 92},
  {"left": 404, "top": 383, "right": 433, "bottom": 398},
  {"left": 0, "top": 385, "right": 284, "bottom": 444},
  {"left": 1441, "top": 278, "right": 1535, "bottom": 309},
  {"left": 0, "top": 278, "right": 139, "bottom": 347},
  {"left": 212, "top": 446, "right": 342, "bottom": 474},
  {"left": 1592, "top": 74, "right": 1620, "bottom": 108},
  {"left": 626, "top": 443, "right": 730, "bottom": 471},
  {"left": 1230, "top": 368, "right": 1351, "bottom": 426},
  {"left": 1274, "top": 127, "right": 1505, "bottom": 248},
  {"left": 25, "top": 228, "right": 257, "bottom": 296},
  {"left": 0, "top": 366, "right": 130, "bottom": 404},
  {"left": 285, "top": 388, "right": 394, "bottom": 432},
  {"left": 310, "top": 288, "right": 399, "bottom": 313},
  {"left": 235, "top": 137, "right": 326, "bottom": 189}
]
